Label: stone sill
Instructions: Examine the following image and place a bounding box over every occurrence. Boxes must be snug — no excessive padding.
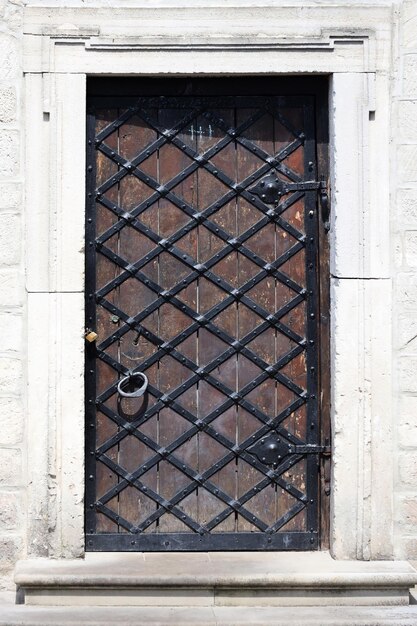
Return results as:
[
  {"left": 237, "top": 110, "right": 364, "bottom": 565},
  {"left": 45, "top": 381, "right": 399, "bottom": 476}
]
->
[
  {"left": 14, "top": 552, "right": 417, "bottom": 607},
  {"left": 15, "top": 552, "right": 417, "bottom": 589}
]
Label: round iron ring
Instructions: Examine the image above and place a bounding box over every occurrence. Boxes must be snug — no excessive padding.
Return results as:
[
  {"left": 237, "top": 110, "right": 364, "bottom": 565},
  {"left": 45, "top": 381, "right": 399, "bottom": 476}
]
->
[{"left": 117, "top": 372, "right": 148, "bottom": 398}]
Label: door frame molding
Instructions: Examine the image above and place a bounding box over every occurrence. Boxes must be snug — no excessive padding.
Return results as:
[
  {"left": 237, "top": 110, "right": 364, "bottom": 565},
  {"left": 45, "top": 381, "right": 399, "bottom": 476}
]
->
[{"left": 23, "top": 2, "right": 393, "bottom": 560}]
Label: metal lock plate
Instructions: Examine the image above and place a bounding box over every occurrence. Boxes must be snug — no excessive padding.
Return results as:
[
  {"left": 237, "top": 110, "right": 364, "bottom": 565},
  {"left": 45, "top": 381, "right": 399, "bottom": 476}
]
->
[{"left": 247, "top": 434, "right": 293, "bottom": 465}]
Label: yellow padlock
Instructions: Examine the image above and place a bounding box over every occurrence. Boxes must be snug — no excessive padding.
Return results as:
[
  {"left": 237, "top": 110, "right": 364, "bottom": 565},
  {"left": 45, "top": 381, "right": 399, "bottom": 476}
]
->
[{"left": 85, "top": 329, "right": 98, "bottom": 343}]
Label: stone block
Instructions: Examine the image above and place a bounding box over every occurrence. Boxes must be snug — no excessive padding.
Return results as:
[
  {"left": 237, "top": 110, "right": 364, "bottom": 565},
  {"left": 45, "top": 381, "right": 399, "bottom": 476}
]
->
[
  {"left": 0, "top": 535, "right": 22, "bottom": 573},
  {"left": 0, "top": 397, "right": 23, "bottom": 445},
  {"left": 398, "top": 101, "right": 417, "bottom": 142},
  {"left": 393, "top": 232, "right": 403, "bottom": 269},
  {"left": 397, "top": 313, "right": 417, "bottom": 351},
  {"left": 0, "top": 182, "right": 20, "bottom": 210},
  {"left": 397, "top": 145, "right": 417, "bottom": 183},
  {"left": 398, "top": 452, "right": 417, "bottom": 486},
  {"left": 396, "top": 273, "right": 417, "bottom": 310},
  {"left": 403, "top": 0, "right": 417, "bottom": 49},
  {"left": 403, "top": 55, "right": 417, "bottom": 98},
  {"left": 0, "top": 130, "right": 19, "bottom": 178},
  {"left": 0, "top": 491, "right": 21, "bottom": 530},
  {"left": 0, "top": 448, "right": 21, "bottom": 486},
  {"left": 0, "top": 86, "right": 16, "bottom": 124},
  {"left": 405, "top": 231, "right": 417, "bottom": 267},
  {"left": 398, "top": 396, "right": 417, "bottom": 446},
  {"left": 0, "top": 213, "right": 20, "bottom": 266},
  {"left": 398, "top": 495, "right": 417, "bottom": 529},
  {"left": 402, "top": 537, "right": 417, "bottom": 560},
  {"left": 0, "top": 269, "right": 23, "bottom": 306},
  {"left": 399, "top": 357, "right": 417, "bottom": 392},
  {"left": 0, "top": 310, "right": 22, "bottom": 352},
  {"left": 4, "top": 3, "right": 23, "bottom": 31},
  {"left": 0, "top": 35, "right": 20, "bottom": 79},
  {"left": 0, "top": 357, "right": 22, "bottom": 395},
  {"left": 395, "top": 313, "right": 417, "bottom": 354},
  {"left": 397, "top": 188, "right": 417, "bottom": 227}
]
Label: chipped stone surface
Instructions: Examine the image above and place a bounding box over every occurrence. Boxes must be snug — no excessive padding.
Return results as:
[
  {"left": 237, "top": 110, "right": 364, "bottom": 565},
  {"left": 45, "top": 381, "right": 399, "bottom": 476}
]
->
[
  {"left": 397, "top": 188, "right": 417, "bottom": 227},
  {"left": 0, "top": 398, "right": 23, "bottom": 445},
  {"left": 0, "top": 3, "right": 23, "bottom": 590},
  {"left": 398, "top": 397, "right": 417, "bottom": 447},
  {"left": 0, "top": 214, "right": 21, "bottom": 266},
  {"left": 403, "top": 54, "right": 417, "bottom": 99},
  {"left": 0, "top": 86, "right": 16, "bottom": 124},
  {"left": 0, "top": 492, "right": 21, "bottom": 531},
  {"left": 0, "top": 311, "right": 22, "bottom": 353},
  {"left": 397, "top": 145, "right": 417, "bottom": 183},
  {"left": 0, "top": 358, "right": 22, "bottom": 396},
  {"left": 0, "top": 536, "right": 22, "bottom": 576},
  {"left": 0, "top": 449, "right": 21, "bottom": 487}
]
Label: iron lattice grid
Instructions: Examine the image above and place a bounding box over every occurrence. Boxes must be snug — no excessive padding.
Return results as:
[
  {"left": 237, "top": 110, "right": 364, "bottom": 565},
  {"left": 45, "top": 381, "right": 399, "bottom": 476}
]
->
[{"left": 85, "top": 94, "right": 324, "bottom": 551}]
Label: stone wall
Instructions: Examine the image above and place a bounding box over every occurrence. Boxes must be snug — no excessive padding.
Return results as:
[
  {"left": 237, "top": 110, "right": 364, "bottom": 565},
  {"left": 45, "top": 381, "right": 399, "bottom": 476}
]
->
[
  {"left": 0, "top": 0, "right": 25, "bottom": 591},
  {"left": 394, "top": 0, "right": 417, "bottom": 559}
]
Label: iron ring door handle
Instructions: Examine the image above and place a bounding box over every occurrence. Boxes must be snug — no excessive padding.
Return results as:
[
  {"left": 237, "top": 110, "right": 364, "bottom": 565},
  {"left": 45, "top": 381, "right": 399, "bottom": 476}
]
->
[{"left": 117, "top": 372, "right": 148, "bottom": 398}]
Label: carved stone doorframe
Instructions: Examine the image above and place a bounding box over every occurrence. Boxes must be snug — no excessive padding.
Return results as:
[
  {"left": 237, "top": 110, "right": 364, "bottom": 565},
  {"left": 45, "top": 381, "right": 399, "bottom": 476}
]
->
[{"left": 23, "top": 2, "right": 393, "bottom": 561}]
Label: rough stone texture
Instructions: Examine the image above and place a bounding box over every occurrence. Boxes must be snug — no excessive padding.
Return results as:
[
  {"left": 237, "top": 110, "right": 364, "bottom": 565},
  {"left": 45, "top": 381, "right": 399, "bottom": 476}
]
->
[
  {"left": 0, "top": 536, "right": 22, "bottom": 576},
  {"left": 404, "top": 231, "right": 417, "bottom": 267},
  {"left": 0, "top": 182, "right": 21, "bottom": 210},
  {"left": 0, "top": 214, "right": 21, "bottom": 266},
  {"left": 395, "top": 272, "right": 417, "bottom": 310},
  {"left": 0, "top": 86, "right": 16, "bottom": 124},
  {"left": 0, "top": 0, "right": 24, "bottom": 591},
  {"left": 399, "top": 357, "right": 417, "bottom": 392},
  {"left": 402, "top": 54, "right": 417, "bottom": 99},
  {"left": 0, "top": 131, "right": 19, "bottom": 179},
  {"left": 393, "top": 0, "right": 417, "bottom": 560},
  {"left": 0, "top": 270, "right": 24, "bottom": 306},
  {"left": 0, "top": 311, "right": 22, "bottom": 353},
  {"left": 0, "top": 398, "right": 23, "bottom": 446},
  {"left": 397, "top": 145, "right": 417, "bottom": 183},
  {"left": 396, "top": 314, "right": 417, "bottom": 350},
  {"left": 398, "top": 397, "right": 417, "bottom": 447},
  {"left": 398, "top": 100, "right": 417, "bottom": 142},
  {"left": 0, "top": 358, "right": 23, "bottom": 396},
  {"left": 397, "top": 188, "right": 417, "bottom": 226},
  {"left": 0, "top": 492, "right": 22, "bottom": 531},
  {"left": 0, "top": 449, "right": 21, "bottom": 488}
]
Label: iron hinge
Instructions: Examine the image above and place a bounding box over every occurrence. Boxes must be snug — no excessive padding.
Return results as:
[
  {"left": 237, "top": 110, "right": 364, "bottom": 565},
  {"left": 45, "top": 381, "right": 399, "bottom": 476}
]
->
[
  {"left": 319, "top": 177, "right": 330, "bottom": 232},
  {"left": 320, "top": 439, "right": 331, "bottom": 496}
]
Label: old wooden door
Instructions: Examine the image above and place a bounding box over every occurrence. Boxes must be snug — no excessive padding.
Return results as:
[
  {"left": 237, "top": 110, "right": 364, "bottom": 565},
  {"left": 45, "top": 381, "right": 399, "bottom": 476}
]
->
[{"left": 85, "top": 78, "right": 330, "bottom": 551}]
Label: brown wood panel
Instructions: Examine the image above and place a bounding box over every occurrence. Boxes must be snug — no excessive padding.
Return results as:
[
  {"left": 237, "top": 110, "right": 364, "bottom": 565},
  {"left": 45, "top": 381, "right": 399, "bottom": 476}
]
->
[
  {"left": 275, "top": 104, "right": 307, "bottom": 533},
  {"left": 236, "top": 107, "right": 277, "bottom": 531},
  {"left": 158, "top": 107, "right": 198, "bottom": 532},
  {"left": 117, "top": 111, "right": 159, "bottom": 531},
  {"left": 198, "top": 109, "right": 237, "bottom": 530},
  {"left": 95, "top": 109, "right": 120, "bottom": 533}
]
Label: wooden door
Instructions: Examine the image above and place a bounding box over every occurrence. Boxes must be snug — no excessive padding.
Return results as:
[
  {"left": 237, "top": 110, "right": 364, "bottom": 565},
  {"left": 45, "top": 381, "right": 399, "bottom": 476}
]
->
[{"left": 85, "top": 78, "right": 330, "bottom": 551}]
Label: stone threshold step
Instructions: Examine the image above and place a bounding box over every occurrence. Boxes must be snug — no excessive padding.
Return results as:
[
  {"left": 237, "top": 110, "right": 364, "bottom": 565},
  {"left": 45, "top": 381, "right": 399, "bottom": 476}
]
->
[
  {"left": 1, "top": 604, "right": 417, "bottom": 626},
  {"left": 14, "top": 552, "right": 417, "bottom": 607}
]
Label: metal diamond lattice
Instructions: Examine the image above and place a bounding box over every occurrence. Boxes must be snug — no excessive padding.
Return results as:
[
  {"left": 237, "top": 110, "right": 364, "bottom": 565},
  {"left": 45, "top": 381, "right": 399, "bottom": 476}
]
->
[{"left": 86, "top": 95, "right": 323, "bottom": 545}]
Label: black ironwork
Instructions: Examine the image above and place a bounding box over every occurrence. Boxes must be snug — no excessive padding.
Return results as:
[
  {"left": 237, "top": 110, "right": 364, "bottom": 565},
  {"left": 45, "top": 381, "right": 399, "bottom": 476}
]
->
[
  {"left": 249, "top": 172, "right": 322, "bottom": 205},
  {"left": 85, "top": 92, "right": 329, "bottom": 551}
]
